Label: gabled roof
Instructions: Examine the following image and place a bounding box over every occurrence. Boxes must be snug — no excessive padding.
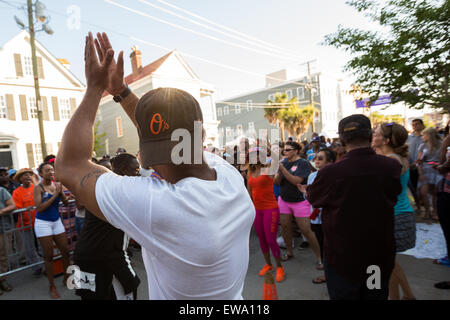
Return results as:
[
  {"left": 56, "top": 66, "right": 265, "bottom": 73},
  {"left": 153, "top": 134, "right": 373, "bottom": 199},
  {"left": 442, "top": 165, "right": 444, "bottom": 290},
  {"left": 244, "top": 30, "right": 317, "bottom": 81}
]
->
[
  {"left": 1, "top": 30, "right": 85, "bottom": 88},
  {"left": 124, "top": 49, "right": 201, "bottom": 84},
  {"left": 125, "top": 51, "right": 173, "bottom": 85},
  {"left": 101, "top": 49, "right": 204, "bottom": 98},
  {"left": 170, "top": 50, "right": 201, "bottom": 81},
  {"left": 101, "top": 50, "right": 173, "bottom": 98}
]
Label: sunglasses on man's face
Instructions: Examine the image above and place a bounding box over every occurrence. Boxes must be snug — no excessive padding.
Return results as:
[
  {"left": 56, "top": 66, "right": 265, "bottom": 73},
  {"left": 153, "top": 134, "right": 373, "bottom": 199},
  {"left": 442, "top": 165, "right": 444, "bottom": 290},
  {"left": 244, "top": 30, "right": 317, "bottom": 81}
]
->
[
  {"left": 315, "top": 156, "right": 324, "bottom": 161},
  {"left": 284, "top": 148, "right": 295, "bottom": 152}
]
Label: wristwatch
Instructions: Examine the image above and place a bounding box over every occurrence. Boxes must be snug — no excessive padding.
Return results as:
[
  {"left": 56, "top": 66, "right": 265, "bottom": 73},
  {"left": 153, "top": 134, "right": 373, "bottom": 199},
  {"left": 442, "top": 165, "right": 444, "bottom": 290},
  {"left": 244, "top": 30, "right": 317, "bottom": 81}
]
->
[{"left": 113, "top": 84, "right": 131, "bottom": 103}]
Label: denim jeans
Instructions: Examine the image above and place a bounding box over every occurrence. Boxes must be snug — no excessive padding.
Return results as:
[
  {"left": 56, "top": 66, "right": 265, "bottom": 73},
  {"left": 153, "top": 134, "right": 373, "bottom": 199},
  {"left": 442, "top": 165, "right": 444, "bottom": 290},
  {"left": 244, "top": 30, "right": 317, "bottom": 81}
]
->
[{"left": 75, "top": 216, "right": 85, "bottom": 237}]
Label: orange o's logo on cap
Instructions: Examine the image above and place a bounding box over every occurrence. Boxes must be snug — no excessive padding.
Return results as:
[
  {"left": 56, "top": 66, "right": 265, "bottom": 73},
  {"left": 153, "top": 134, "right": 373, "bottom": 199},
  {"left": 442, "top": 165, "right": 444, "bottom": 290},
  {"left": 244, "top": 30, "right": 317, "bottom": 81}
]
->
[{"left": 150, "top": 113, "right": 170, "bottom": 135}]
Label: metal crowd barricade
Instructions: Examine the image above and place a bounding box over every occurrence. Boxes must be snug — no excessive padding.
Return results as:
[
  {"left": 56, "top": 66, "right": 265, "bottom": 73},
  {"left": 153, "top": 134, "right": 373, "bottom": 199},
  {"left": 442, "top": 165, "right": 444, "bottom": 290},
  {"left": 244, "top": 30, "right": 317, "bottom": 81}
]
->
[{"left": 0, "top": 199, "right": 77, "bottom": 278}]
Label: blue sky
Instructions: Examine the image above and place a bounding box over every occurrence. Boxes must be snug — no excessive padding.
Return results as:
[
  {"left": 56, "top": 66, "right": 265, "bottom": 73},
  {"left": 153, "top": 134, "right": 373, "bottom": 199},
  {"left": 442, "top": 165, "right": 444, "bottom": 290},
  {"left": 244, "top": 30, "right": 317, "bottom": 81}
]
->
[{"left": 0, "top": 0, "right": 378, "bottom": 99}]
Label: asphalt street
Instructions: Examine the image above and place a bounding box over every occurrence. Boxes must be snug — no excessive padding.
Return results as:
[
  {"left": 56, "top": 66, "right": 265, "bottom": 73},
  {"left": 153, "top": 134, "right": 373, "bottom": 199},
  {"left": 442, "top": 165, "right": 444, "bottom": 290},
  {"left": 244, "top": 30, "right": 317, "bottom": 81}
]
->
[{"left": 1, "top": 227, "right": 449, "bottom": 300}]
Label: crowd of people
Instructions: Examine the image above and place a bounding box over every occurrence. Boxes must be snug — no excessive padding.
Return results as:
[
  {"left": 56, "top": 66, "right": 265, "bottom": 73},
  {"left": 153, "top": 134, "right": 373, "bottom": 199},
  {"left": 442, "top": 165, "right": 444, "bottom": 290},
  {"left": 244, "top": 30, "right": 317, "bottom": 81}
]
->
[
  {"left": 0, "top": 149, "right": 142, "bottom": 299},
  {"left": 211, "top": 116, "right": 449, "bottom": 298},
  {"left": 1, "top": 31, "right": 449, "bottom": 300}
]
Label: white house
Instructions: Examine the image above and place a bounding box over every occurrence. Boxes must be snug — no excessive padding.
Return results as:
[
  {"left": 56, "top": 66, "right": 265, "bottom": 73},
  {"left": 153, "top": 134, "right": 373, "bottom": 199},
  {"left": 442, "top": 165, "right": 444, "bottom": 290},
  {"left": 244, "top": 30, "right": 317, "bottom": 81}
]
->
[
  {"left": 97, "top": 46, "right": 219, "bottom": 157},
  {"left": 0, "top": 30, "right": 85, "bottom": 169},
  {"left": 314, "top": 74, "right": 354, "bottom": 138}
]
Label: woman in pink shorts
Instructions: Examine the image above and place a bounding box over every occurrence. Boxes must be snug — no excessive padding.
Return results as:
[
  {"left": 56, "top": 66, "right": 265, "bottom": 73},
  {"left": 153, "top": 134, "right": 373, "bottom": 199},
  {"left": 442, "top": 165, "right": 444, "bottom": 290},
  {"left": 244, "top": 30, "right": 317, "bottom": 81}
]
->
[{"left": 274, "top": 141, "right": 323, "bottom": 268}]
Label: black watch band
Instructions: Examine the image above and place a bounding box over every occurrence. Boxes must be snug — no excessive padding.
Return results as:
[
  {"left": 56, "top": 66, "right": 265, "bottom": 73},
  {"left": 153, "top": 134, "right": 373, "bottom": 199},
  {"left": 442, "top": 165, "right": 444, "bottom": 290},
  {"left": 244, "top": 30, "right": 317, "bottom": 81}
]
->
[{"left": 113, "top": 85, "right": 131, "bottom": 103}]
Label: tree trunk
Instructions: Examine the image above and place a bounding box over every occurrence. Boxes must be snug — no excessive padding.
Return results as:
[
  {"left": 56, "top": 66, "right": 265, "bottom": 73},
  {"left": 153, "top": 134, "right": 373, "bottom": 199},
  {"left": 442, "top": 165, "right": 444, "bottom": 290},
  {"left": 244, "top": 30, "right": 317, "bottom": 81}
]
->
[{"left": 279, "top": 122, "right": 285, "bottom": 142}]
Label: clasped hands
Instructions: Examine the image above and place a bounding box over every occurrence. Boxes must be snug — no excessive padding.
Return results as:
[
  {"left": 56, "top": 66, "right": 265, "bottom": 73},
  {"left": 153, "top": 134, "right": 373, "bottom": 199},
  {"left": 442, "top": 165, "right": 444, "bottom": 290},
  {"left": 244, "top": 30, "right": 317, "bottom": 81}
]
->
[{"left": 84, "top": 32, "right": 126, "bottom": 96}]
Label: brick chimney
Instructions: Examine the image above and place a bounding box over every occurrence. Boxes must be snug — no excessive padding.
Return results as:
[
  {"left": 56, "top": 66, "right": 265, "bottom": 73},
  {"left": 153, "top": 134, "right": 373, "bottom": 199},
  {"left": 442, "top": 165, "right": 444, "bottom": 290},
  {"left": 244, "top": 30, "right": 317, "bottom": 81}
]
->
[{"left": 130, "top": 45, "right": 142, "bottom": 77}]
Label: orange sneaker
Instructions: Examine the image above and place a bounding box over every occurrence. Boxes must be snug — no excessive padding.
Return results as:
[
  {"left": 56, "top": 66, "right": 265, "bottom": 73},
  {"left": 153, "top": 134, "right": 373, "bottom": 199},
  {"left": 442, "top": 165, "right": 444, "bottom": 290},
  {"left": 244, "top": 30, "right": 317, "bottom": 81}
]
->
[
  {"left": 276, "top": 267, "right": 285, "bottom": 282},
  {"left": 259, "top": 264, "right": 273, "bottom": 276}
]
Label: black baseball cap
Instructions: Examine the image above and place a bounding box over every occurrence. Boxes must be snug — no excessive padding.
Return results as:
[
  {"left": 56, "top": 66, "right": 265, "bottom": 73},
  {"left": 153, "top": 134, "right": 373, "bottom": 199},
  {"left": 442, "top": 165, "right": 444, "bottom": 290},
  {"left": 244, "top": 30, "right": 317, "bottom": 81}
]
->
[
  {"left": 338, "top": 114, "right": 372, "bottom": 134},
  {"left": 135, "top": 87, "right": 204, "bottom": 167}
]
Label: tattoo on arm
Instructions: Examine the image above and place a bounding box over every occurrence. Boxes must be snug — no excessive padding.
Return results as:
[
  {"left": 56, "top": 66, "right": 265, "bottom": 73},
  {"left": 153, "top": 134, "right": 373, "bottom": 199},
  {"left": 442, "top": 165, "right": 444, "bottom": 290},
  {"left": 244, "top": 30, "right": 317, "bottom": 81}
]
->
[{"left": 80, "top": 170, "right": 105, "bottom": 188}]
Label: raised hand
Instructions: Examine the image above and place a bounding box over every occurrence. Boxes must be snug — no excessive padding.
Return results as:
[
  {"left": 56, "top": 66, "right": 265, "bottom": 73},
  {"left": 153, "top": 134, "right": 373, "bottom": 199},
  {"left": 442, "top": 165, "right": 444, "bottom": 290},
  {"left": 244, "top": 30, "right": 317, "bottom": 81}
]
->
[
  {"left": 84, "top": 32, "right": 114, "bottom": 92},
  {"left": 278, "top": 163, "right": 285, "bottom": 174},
  {"left": 94, "top": 32, "right": 125, "bottom": 95}
]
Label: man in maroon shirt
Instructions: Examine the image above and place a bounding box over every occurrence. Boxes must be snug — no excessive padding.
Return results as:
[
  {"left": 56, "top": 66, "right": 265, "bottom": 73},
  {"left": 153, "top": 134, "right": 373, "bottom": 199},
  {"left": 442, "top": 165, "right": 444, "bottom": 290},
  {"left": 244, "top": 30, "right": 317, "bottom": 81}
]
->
[{"left": 306, "top": 114, "right": 402, "bottom": 300}]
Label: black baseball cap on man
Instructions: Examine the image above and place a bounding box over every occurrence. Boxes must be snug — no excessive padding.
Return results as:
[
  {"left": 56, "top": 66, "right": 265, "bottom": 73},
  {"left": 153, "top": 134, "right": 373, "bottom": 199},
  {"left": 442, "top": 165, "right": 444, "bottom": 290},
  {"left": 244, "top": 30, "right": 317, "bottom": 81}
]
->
[
  {"left": 135, "top": 87, "right": 204, "bottom": 168},
  {"left": 338, "top": 114, "right": 372, "bottom": 134}
]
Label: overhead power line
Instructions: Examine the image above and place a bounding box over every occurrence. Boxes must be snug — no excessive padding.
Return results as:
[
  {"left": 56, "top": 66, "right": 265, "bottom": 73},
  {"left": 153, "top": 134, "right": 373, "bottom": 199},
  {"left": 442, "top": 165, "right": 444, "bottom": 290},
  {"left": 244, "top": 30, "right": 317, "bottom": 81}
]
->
[
  {"left": 131, "top": 36, "right": 309, "bottom": 87},
  {"left": 217, "top": 102, "right": 291, "bottom": 109},
  {"left": 0, "top": 0, "right": 21, "bottom": 9},
  {"left": 46, "top": 7, "right": 310, "bottom": 89},
  {"left": 217, "top": 101, "right": 316, "bottom": 109},
  {"left": 154, "top": 0, "right": 300, "bottom": 57},
  {"left": 137, "top": 0, "right": 299, "bottom": 60},
  {"left": 104, "top": 0, "right": 298, "bottom": 62}
]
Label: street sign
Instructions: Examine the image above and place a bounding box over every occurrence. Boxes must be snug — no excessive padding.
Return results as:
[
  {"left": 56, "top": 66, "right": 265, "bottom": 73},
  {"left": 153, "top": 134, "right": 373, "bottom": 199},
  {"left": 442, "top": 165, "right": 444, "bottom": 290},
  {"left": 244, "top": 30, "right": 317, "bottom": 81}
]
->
[{"left": 355, "top": 95, "right": 391, "bottom": 108}]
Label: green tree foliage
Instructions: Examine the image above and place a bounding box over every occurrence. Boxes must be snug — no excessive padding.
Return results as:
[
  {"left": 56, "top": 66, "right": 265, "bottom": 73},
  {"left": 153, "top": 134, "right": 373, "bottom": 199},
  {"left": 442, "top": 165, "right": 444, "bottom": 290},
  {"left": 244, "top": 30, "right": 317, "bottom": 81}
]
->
[
  {"left": 264, "top": 93, "right": 287, "bottom": 141},
  {"left": 423, "top": 114, "right": 436, "bottom": 128},
  {"left": 324, "top": 0, "right": 450, "bottom": 113},
  {"left": 266, "top": 93, "right": 318, "bottom": 141},
  {"left": 369, "top": 111, "right": 405, "bottom": 127}
]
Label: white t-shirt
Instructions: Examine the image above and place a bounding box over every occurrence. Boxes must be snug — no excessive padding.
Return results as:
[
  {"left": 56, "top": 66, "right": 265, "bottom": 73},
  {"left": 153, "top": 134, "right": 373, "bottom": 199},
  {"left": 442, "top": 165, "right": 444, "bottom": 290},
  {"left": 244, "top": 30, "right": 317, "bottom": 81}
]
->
[
  {"left": 95, "top": 152, "right": 255, "bottom": 299},
  {"left": 307, "top": 171, "right": 322, "bottom": 225}
]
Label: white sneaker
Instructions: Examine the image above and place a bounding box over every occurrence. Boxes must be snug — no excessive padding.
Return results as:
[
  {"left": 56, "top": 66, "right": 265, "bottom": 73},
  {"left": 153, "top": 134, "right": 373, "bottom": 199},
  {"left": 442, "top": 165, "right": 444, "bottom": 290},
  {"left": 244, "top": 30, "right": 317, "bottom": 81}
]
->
[{"left": 277, "top": 236, "right": 294, "bottom": 249}]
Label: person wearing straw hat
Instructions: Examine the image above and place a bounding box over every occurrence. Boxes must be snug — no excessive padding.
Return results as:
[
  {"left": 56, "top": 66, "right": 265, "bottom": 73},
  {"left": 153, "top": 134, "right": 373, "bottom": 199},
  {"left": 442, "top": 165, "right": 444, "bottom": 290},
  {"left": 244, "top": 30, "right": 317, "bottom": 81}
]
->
[{"left": 12, "top": 168, "right": 42, "bottom": 276}]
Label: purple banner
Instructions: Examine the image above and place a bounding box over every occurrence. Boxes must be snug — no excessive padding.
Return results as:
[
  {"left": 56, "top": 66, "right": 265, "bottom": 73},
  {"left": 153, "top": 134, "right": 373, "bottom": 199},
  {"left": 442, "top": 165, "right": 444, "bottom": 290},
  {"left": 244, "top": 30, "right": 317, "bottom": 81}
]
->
[{"left": 356, "top": 95, "right": 392, "bottom": 108}]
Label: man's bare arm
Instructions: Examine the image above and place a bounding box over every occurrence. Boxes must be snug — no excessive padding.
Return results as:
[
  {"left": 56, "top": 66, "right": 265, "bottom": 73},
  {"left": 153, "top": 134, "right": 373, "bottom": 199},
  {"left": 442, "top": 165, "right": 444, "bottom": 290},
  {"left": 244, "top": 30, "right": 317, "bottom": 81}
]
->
[
  {"left": 55, "top": 32, "right": 114, "bottom": 222},
  {"left": 119, "top": 93, "right": 139, "bottom": 128},
  {"left": 56, "top": 91, "right": 109, "bottom": 221}
]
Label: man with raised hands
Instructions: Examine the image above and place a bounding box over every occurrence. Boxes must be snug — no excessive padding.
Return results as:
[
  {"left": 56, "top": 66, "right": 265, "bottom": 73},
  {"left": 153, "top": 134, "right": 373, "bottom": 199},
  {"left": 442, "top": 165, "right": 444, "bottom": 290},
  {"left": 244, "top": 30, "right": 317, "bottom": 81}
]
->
[{"left": 55, "top": 32, "right": 254, "bottom": 300}]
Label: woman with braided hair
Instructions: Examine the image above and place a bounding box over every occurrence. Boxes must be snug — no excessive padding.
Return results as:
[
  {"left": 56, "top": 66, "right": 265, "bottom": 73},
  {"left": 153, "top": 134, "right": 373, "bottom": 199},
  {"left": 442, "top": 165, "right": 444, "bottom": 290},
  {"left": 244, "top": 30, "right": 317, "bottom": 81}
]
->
[{"left": 372, "top": 122, "right": 416, "bottom": 300}]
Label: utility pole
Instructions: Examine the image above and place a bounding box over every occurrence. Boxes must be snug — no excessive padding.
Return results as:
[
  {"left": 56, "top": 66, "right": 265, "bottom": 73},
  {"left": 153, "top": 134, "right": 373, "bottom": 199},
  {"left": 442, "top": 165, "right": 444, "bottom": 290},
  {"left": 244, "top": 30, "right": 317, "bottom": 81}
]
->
[
  {"left": 307, "top": 61, "right": 315, "bottom": 133},
  {"left": 27, "top": 0, "right": 47, "bottom": 158}
]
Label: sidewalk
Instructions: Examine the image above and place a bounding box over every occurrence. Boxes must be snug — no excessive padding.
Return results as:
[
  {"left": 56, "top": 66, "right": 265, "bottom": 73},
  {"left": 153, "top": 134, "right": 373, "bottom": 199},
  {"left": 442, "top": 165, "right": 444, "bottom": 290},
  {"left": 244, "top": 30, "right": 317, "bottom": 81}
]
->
[{"left": 1, "top": 229, "right": 449, "bottom": 300}]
